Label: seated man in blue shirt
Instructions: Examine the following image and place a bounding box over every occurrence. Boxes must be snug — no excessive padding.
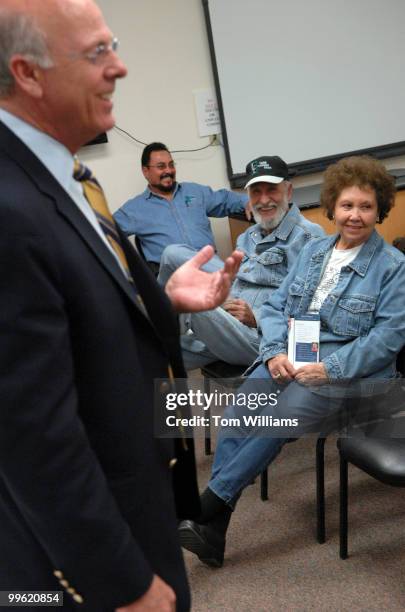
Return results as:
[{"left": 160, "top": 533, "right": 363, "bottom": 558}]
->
[
  {"left": 158, "top": 155, "right": 324, "bottom": 369},
  {"left": 114, "top": 142, "right": 249, "bottom": 274}
]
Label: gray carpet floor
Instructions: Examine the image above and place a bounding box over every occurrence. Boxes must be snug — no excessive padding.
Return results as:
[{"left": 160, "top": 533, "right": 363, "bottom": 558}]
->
[{"left": 184, "top": 432, "right": 405, "bottom": 611}]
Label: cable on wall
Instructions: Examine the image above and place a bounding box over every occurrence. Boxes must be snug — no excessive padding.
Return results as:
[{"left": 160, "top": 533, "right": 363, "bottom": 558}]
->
[{"left": 114, "top": 125, "right": 220, "bottom": 153}]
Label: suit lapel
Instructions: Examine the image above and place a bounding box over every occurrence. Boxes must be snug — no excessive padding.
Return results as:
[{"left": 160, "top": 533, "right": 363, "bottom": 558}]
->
[
  {"left": 119, "top": 230, "right": 186, "bottom": 371},
  {"left": 0, "top": 121, "right": 148, "bottom": 319},
  {"left": 54, "top": 196, "right": 149, "bottom": 311}
]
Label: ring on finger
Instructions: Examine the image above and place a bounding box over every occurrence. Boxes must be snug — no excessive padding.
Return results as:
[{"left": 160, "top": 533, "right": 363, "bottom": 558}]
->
[{"left": 273, "top": 372, "right": 281, "bottom": 379}]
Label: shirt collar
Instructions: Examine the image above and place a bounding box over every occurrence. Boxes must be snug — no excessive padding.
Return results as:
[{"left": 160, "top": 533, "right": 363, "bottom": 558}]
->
[
  {"left": 0, "top": 108, "right": 74, "bottom": 190},
  {"left": 145, "top": 182, "right": 181, "bottom": 200}
]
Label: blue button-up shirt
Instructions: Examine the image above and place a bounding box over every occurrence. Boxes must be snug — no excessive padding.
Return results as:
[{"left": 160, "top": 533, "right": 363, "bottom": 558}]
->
[
  {"left": 260, "top": 230, "right": 405, "bottom": 379},
  {"left": 230, "top": 204, "right": 324, "bottom": 323},
  {"left": 114, "top": 182, "right": 248, "bottom": 263}
]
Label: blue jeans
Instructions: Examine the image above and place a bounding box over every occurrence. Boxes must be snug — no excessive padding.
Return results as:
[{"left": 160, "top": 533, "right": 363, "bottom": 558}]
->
[
  {"left": 158, "top": 244, "right": 260, "bottom": 369},
  {"left": 158, "top": 244, "right": 225, "bottom": 286},
  {"left": 208, "top": 364, "right": 345, "bottom": 506}
]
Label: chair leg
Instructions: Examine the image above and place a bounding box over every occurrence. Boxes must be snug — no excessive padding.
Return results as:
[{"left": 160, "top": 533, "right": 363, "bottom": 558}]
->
[
  {"left": 260, "top": 468, "right": 268, "bottom": 501},
  {"left": 204, "top": 406, "right": 211, "bottom": 455},
  {"left": 316, "top": 437, "right": 326, "bottom": 543},
  {"left": 203, "top": 377, "right": 211, "bottom": 455},
  {"left": 339, "top": 452, "right": 349, "bottom": 559}
]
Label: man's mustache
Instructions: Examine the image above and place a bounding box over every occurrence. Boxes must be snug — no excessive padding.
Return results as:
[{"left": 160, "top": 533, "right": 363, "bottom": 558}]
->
[
  {"left": 255, "top": 203, "right": 277, "bottom": 211},
  {"left": 161, "top": 173, "right": 175, "bottom": 180}
]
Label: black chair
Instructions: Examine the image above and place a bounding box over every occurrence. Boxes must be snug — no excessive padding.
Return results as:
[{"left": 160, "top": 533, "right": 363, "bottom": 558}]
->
[
  {"left": 134, "top": 235, "right": 159, "bottom": 277},
  {"left": 336, "top": 343, "right": 405, "bottom": 558},
  {"left": 315, "top": 427, "right": 338, "bottom": 543},
  {"left": 200, "top": 359, "right": 404, "bottom": 545},
  {"left": 200, "top": 360, "right": 246, "bottom": 456},
  {"left": 338, "top": 398, "right": 405, "bottom": 559}
]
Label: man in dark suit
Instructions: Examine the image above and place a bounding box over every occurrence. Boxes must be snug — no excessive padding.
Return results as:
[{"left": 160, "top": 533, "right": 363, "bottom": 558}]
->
[{"left": 0, "top": 1, "right": 242, "bottom": 610}]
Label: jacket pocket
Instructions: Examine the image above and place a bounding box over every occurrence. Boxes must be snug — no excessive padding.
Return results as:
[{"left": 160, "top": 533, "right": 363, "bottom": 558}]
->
[
  {"left": 285, "top": 277, "right": 306, "bottom": 316},
  {"left": 333, "top": 295, "right": 376, "bottom": 336},
  {"left": 256, "top": 249, "right": 285, "bottom": 286}
]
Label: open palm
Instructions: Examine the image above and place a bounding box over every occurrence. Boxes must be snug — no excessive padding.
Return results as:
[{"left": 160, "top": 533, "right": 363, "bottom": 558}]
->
[{"left": 166, "top": 245, "right": 243, "bottom": 313}]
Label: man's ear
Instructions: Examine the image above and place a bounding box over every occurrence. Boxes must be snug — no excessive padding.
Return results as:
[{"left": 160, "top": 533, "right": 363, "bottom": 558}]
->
[
  {"left": 286, "top": 181, "right": 293, "bottom": 202},
  {"left": 8, "top": 55, "right": 44, "bottom": 98},
  {"left": 141, "top": 165, "right": 149, "bottom": 181}
]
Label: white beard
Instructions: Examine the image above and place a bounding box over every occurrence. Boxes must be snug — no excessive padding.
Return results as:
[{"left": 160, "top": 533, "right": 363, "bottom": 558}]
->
[{"left": 253, "top": 199, "right": 290, "bottom": 231}]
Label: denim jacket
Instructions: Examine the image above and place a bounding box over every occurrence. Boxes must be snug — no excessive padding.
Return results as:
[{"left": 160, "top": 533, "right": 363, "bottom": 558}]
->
[
  {"left": 230, "top": 204, "right": 324, "bottom": 322},
  {"left": 260, "top": 230, "right": 405, "bottom": 380}
]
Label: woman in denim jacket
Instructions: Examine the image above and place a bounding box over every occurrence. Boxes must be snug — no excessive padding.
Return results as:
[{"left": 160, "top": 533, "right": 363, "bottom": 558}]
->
[
  {"left": 179, "top": 156, "right": 405, "bottom": 568},
  {"left": 261, "top": 162, "right": 405, "bottom": 382}
]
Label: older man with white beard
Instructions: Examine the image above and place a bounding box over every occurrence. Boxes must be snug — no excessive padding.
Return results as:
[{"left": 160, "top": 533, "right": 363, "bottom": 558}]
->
[{"left": 158, "top": 156, "right": 324, "bottom": 369}]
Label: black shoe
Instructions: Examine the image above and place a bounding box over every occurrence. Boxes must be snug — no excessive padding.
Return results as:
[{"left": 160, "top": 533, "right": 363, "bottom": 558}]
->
[{"left": 178, "top": 519, "right": 225, "bottom": 568}]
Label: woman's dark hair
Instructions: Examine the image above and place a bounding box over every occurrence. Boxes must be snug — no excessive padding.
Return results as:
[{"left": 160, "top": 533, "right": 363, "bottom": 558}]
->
[{"left": 320, "top": 156, "right": 396, "bottom": 223}]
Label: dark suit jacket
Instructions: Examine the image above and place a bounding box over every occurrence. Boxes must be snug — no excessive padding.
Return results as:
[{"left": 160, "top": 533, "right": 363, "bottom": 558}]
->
[{"left": 0, "top": 121, "right": 200, "bottom": 611}]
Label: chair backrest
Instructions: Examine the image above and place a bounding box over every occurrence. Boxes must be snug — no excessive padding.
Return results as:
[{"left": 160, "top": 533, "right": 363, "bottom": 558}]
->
[
  {"left": 393, "top": 236, "right": 405, "bottom": 254},
  {"left": 134, "top": 235, "right": 146, "bottom": 261},
  {"left": 133, "top": 234, "right": 160, "bottom": 277}
]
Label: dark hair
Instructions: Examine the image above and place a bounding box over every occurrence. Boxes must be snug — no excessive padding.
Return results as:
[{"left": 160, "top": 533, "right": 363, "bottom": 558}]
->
[
  {"left": 141, "top": 142, "right": 170, "bottom": 167},
  {"left": 320, "top": 156, "right": 396, "bottom": 223}
]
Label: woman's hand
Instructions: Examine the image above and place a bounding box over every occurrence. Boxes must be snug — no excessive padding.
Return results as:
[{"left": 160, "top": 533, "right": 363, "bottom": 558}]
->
[
  {"left": 267, "top": 353, "right": 296, "bottom": 383},
  {"left": 295, "top": 363, "right": 328, "bottom": 386}
]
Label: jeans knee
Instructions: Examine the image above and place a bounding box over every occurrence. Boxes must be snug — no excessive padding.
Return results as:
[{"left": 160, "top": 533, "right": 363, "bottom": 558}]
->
[{"left": 161, "top": 244, "right": 195, "bottom": 271}]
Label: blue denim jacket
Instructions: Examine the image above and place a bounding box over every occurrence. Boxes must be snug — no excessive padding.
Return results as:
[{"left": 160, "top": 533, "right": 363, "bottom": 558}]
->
[
  {"left": 230, "top": 204, "right": 324, "bottom": 322},
  {"left": 260, "top": 230, "right": 405, "bottom": 379},
  {"left": 114, "top": 182, "right": 248, "bottom": 263}
]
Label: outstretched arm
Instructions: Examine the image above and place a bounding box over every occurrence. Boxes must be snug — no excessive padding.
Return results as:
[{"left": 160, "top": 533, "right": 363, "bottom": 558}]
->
[{"left": 165, "top": 245, "right": 243, "bottom": 313}]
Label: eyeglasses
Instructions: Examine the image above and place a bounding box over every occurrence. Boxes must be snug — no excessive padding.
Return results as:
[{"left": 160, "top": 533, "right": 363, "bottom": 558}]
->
[
  {"left": 70, "top": 37, "right": 120, "bottom": 65},
  {"left": 146, "top": 162, "right": 176, "bottom": 170},
  {"left": 86, "top": 37, "right": 119, "bottom": 64}
]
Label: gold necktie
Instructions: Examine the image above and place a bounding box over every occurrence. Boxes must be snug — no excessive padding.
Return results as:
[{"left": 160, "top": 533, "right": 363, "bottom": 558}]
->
[
  {"left": 73, "top": 160, "right": 132, "bottom": 281},
  {"left": 73, "top": 160, "right": 149, "bottom": 317}
]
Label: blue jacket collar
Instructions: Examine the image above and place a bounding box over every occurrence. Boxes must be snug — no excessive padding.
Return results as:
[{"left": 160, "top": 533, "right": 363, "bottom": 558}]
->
[{"left": 312, "top": 230, "right": 381, "bottom": 277}]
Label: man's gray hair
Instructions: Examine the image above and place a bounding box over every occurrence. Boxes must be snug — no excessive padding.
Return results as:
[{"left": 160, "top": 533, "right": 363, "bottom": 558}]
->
[{"left": 0, "top": 9, "right": 53, "bottom": 97}]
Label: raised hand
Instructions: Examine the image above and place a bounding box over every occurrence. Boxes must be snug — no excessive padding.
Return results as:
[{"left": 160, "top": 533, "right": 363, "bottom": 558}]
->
[{"left": 165, "top": 245, "right": 244, "bottom": 313}]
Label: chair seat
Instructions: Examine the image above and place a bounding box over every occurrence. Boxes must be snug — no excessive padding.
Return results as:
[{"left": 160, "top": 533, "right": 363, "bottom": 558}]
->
[
  {"left": 201, "top": 361, "right": 246, "bottom": 380},
  {"left": 338, "top": 435, "right": 405, "bottom": 487}
]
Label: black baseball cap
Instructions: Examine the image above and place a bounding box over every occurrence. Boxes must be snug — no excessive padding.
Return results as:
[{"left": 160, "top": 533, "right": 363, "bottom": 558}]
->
[{"left": 244, "top": 156, "right": 289, "bottom": 188}]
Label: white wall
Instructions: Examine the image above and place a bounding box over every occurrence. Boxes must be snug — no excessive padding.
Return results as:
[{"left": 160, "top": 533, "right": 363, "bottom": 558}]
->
[
  {"left": 82, "top": 0, "right": 405, "bottom": 257},
  {"left": 81, "top": 0, "right": 233, "bottom": 258}
]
